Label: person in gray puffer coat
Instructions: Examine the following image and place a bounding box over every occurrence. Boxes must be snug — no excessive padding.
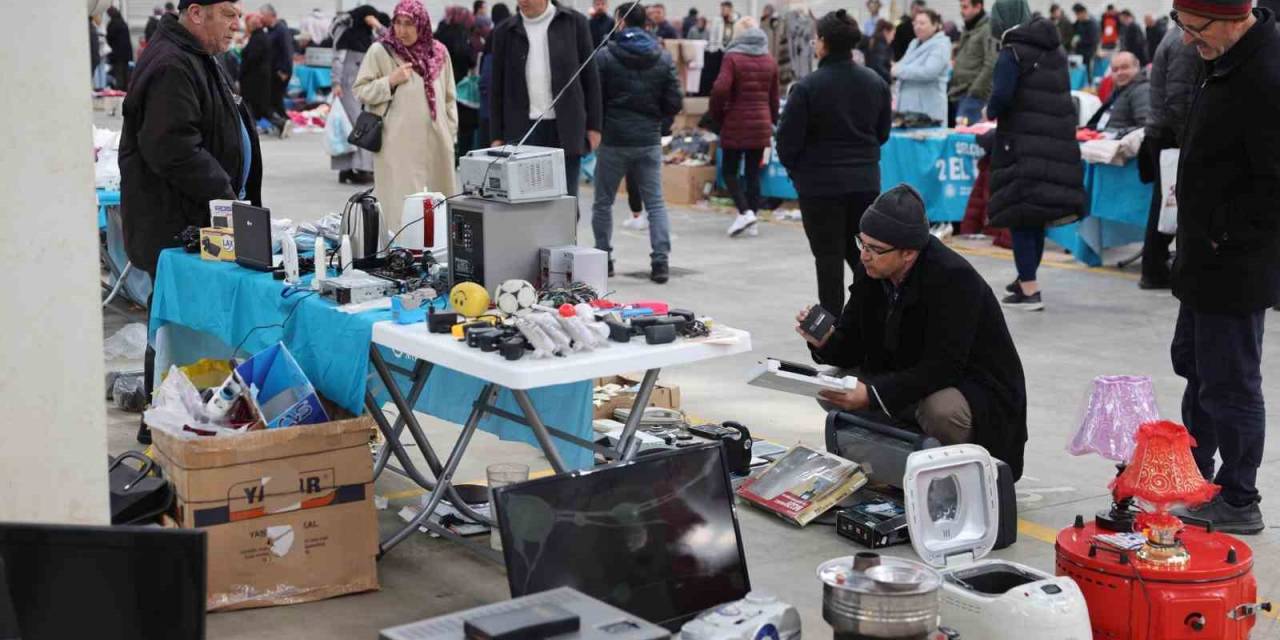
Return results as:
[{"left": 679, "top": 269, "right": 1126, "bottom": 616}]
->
[{"left": 1085, "top": 51, "right": 1150, "bottom": 133}]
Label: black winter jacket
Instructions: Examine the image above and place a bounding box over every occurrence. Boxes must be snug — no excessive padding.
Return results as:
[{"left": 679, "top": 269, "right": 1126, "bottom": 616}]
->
[
  {"left": 119, "top": 16, "right": 263, "bottom": 274},
  {"left": 1173, "top": 8, "right": 1280, "bottom": 314},
  {"left": 267, "top": 19, "right": 294, "bottom": 75},
  {"left": 489, "top": 3, "right": 603, "bottom": 156},
  {"left": 239, "top": 30, "right": 275, "bottom": 120},
  {"left": 106, "top": 15, "right": 133, "bottom": 65},
  {"left": 776, "top": 55, "right": 891, "bottom": 196},
  {"left": 987, "top": 18, "right": 1084, "bottom": 229},
  {"left": 595, "top": 29, "right": 682, "bottom": 147},
  {"left": 1145, "top": 26, "right": 1201, "bottom": 147},
  {"left": 809, "top": 238, "right": 1029, "bottom": 480}
]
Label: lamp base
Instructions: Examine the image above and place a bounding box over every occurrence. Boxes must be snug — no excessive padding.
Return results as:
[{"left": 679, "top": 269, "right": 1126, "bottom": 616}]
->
[
  {"left": 1136, "top": 542, "right": 1191, "bottom": 565},
  {"left": 1095, "top": 505, "right": 1138, "bottom": 532}
]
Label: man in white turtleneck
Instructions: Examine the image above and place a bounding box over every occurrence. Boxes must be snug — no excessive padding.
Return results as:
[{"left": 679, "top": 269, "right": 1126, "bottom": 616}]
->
[{"left": 490, "top": 0, "right": 603, "bottom": 197}]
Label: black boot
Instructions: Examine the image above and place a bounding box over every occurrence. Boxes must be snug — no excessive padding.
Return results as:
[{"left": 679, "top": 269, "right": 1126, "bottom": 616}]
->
[
  {"left": 136, "top": 419, "right": 152, "bottom": 445},
  {"left": 650, "top": 262, "right": 669, "bottom": 284}
]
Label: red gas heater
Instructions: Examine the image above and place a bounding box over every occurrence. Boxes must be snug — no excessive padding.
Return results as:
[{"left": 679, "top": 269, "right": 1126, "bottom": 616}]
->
[{"left": 1055, "top": 421, "right": 1270, "bottom": 639}]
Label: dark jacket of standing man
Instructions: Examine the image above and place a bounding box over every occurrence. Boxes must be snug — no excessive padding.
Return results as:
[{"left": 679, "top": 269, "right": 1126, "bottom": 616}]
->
[
  {"left": 803, "top": 186, "right": 1028, "bottom": 480},
  {"left": 120, "top": 5, "right": 263, "bottom": 276},
  {"left": 239, "top": 14, "right": 276, "bottom": 121},
  {"left": 106, "top": 7, "right": 134, "bottom": 89},
  {"left": 1169, "top": 2, "right": 1280, "bottom": 535},
  {"left": 490, "top": 0, "right": 603, "bottom": 194},
  {"left": 260, "top": 4, "right": 293, "bottom": 117}
]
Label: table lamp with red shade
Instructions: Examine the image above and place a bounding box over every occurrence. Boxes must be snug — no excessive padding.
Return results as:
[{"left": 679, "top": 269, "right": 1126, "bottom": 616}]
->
[{"left": 1110, "top": 420, "right": 1220, "bottom": 565}]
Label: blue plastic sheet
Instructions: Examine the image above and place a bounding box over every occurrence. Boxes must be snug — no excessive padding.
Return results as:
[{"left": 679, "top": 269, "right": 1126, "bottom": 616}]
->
[{"left": 150, "top": 250, "right": 595, "bottom": 469}]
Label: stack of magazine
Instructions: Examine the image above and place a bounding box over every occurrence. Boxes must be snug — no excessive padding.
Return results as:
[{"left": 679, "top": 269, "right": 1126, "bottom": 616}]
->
[{"left": 736, "top": 445, "right": 867, "bottom": 526}]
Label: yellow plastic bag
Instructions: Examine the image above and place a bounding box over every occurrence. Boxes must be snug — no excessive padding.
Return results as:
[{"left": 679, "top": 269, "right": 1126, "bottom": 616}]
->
[{"left": 166, "top": 358, "right": 235, "bottom": 391}]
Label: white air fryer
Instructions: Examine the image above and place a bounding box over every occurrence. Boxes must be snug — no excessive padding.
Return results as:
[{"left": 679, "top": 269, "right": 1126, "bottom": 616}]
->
[{"left": 903, "top": 445, "right": 1092, "bottom": 640}]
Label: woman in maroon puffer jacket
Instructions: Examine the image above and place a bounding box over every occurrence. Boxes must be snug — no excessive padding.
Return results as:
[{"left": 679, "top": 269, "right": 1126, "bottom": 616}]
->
[{"left": 710, "top": 18, "right": 780, "bottom": 238}]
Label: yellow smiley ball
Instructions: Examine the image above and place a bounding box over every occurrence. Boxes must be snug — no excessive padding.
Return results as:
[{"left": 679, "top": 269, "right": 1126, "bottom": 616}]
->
[{"left": 449, "top": 281, "right": 491, "bottom": 317}]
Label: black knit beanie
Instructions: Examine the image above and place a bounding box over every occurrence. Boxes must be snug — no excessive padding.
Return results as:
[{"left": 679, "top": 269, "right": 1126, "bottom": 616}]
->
[{"left": 860, "top": 184, "right": 930, "bottom": 250}]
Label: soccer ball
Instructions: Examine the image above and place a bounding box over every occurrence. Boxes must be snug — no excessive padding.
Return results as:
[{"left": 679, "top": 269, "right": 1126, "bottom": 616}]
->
[{"left": 495, "top": 279, "right": 538, "bottom": 315}]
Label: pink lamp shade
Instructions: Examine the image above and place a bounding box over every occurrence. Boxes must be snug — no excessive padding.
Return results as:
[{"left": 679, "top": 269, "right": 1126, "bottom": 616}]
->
[
  {"left": 1110, "top": 420, "right": 1220, "bottom": 510},
  {"left": 1067, "top": 375, "right": 1160, "bottom": 462}
]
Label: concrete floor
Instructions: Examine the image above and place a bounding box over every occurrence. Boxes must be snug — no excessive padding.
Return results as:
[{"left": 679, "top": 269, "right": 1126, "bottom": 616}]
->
[{"left": 97, "top": 113, "right": 1280, "bottom": 638}]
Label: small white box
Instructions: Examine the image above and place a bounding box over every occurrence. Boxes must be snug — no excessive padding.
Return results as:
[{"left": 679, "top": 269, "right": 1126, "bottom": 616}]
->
[
  {"left": 209, "top": 199, "right": 246, "bottom": 228},
  {"left": 539, "top": 245, "right": 609, "bottom": 294}
]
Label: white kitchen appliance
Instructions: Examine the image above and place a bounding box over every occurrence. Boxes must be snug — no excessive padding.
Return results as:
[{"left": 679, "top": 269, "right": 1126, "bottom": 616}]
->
[
  {"left": 400, "top": 191, "right": 448, "bottom": 261},
  {"left": 680, "top": 593, "right": 801, "bottom": 640},
  {"left": 904, "top": 445, "right": 1092, "bottom": 640},
  {"left": 459, "top": 145, "right": 567, "bottom": 203}
]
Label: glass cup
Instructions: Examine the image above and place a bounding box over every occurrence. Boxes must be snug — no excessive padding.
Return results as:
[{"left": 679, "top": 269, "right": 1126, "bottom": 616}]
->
[{"left": 487, "top": 462, "right": 530, "bottom": 551}]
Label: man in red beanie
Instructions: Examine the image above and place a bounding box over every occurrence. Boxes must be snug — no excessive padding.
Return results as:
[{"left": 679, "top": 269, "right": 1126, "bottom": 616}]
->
[{"left": 1168, "top": 0, "right": 1280, "bottom": 534}]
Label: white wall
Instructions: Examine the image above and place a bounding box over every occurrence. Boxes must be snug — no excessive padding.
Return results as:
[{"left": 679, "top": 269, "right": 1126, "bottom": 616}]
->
[{"left": 0, "top": 1, "right": 109, "bottom": 525}]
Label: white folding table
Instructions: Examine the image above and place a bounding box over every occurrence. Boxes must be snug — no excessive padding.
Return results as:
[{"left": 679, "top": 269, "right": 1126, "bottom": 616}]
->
[{"left": 365, "top": 321, "right": 752, "bottom": 557}]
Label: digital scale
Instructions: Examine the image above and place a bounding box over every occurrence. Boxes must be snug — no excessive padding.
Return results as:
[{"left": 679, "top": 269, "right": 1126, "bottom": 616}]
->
[{"left": 904, "top": 445, "right": 1092, "bottom": 640}]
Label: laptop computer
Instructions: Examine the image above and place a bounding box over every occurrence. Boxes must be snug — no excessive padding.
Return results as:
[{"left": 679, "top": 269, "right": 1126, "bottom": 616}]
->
[{"left": 232, "top": 202, "right": 273, "bottom": 271}]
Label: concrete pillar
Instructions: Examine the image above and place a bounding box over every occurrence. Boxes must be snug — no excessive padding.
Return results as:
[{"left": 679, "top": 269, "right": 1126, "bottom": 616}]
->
[{"left": 0, "top": 1, "right": 109, "bottom": 524}]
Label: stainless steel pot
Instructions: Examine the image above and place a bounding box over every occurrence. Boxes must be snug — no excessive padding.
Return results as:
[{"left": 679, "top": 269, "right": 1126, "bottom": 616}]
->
[{"left": 818, "top": 554, "right": 942, "bottom": 639}]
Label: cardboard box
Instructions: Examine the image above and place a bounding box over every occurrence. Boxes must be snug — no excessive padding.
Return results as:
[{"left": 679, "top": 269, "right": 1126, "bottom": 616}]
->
[
  {"left": 199, "top": 227, "right": 236, "bottom": 261},
  {"left": 152, "top": 417, "right": 379, "bottom": 611},
  {"left": 208, "top": 199, "right": 246, "bottom": 228},
  {"left": 662, "top": 164, "right": 718, "bottom": 205},
  {"left": 593, "top": 373, "right": 682, "bottom": 420}
]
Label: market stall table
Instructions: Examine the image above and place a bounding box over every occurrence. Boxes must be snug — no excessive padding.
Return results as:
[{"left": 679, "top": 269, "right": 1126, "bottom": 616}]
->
[
  {"left": 368, "top": 321, "right": 753, "bottom": 557},
  {"left": 1046, "top": 160, "right": 1152, "bottom": 266},
  {"left": 147, "top": 248, "right": 597, "bottom": 483},
  {"left": 290, "top": 65, "right": 332, "bottom": 104}
]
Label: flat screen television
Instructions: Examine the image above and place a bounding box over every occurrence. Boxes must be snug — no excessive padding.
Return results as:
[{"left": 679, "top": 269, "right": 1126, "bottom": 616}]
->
[
  {"left": 0, "top": 522, "right": 206, "bottom": 640},
  {"left": 494, "top": 443, "right": 750, "bottom": 630}
]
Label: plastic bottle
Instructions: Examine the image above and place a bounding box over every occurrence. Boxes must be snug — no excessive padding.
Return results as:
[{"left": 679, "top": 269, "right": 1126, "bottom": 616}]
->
[
  {"left": 312, "top": 239, "right": 327, "bottom": 289},
  {"left": 205, "top": 377, "right": 242, "bottom": 421},
  {"left": 340, "top": 234, "right": 354, "bottom": 276},
  {"left": 281, "top": 232, "right": 299, "bottom": 284}
]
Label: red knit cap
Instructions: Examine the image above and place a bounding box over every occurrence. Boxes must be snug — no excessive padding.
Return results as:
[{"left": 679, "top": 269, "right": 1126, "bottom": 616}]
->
[{"left": 1173, "top": 0, "right": 1252, "bottom": 20}]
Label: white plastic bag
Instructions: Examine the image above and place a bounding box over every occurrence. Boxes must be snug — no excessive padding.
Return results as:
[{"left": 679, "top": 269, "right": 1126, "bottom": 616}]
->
[
  {"left": 324, "top": 95, "right": 354, "bottom": 157},
  {"left": 1158, "top": 148, "right": 1179, "bottom": 235}
]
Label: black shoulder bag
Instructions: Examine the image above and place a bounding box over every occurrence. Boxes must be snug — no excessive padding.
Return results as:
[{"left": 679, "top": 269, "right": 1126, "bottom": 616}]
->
[{"left": 348, "top": 86, "right": 395, "bottom": 152}]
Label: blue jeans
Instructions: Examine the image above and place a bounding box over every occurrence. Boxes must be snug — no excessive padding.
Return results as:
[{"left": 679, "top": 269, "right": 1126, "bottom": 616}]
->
[
  {"left": 1171, "top": 304, "right": 1267, "bottom": 505},
  {"left": 956, "top": 96, "right": 986, "bottom": 124},
  {"left": 1011, "top": 228, "right": 1045, "bottom": 282},
  {"left": 591, "top": 145, "right": 671, "bottom": 264}
]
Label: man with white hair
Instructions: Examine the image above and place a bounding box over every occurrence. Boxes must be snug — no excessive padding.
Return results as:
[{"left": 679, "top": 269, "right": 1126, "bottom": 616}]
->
[{"left": 120, "top": 0, "right": 264, "bottom": 444}]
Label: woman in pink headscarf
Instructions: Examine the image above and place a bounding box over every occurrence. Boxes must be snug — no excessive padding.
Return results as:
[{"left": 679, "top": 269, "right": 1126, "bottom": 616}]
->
[{"left": 354, "top": 0, "right": 458, "bottom": 233}]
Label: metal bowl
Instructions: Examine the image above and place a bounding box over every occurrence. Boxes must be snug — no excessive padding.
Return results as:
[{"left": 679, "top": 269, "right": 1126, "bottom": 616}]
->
[{"left": 818, "top": 555, "right": 942, "bottom": 639}]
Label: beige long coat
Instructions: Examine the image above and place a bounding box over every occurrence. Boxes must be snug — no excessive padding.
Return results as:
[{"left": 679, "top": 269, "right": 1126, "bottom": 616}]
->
[{"left": 353, "top": 41, "right": 458, "bottom": 231}]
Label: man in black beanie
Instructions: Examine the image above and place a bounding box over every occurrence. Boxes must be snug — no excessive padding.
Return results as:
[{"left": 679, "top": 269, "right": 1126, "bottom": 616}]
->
[{"left": 795, "top": 184, "right": 1030, "bottom": 479}]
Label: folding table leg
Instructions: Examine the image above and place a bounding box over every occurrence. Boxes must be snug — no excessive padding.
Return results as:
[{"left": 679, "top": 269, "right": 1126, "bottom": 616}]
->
[
  {"left": 510, "top": 390, "right": 568, "bottom": 474},
  {"left": 372, "top": 360, "right": 433, "bottom": 481},
  {"left": 379, "top": 383, "right": 500, "bottom": 556},
  {"left": 615, "top": 368, "right": 661, "bottom": 461}
]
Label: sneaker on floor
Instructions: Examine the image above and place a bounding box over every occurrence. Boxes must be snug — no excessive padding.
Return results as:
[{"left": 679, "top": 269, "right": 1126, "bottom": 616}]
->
[
  {"left": 608, "top": 258, "right": 615, "bottom": 278},
  {"left": 746, "top": 224, "right": 759, "bottom": 237},
  {"left": 1001, "top": 289, "right": 1044, "bottom": 311},
  {"left": 650, "top": 262, "right": 669, "bottom": 284},
  {"left": 279, "top": 120, "right": 293, "bottom": 139},
  {"left": 1173, "top": 496, "right": 1265, "bottom": 535},
  {"left": 1005, "top": 278, "right": 1020, "bottom": 294},
  {"left": 622, "top": 213, "right": 649, "bottom": 230},
  {"left": 727, "top": 211, "right": 758, "bottom": 237}
]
